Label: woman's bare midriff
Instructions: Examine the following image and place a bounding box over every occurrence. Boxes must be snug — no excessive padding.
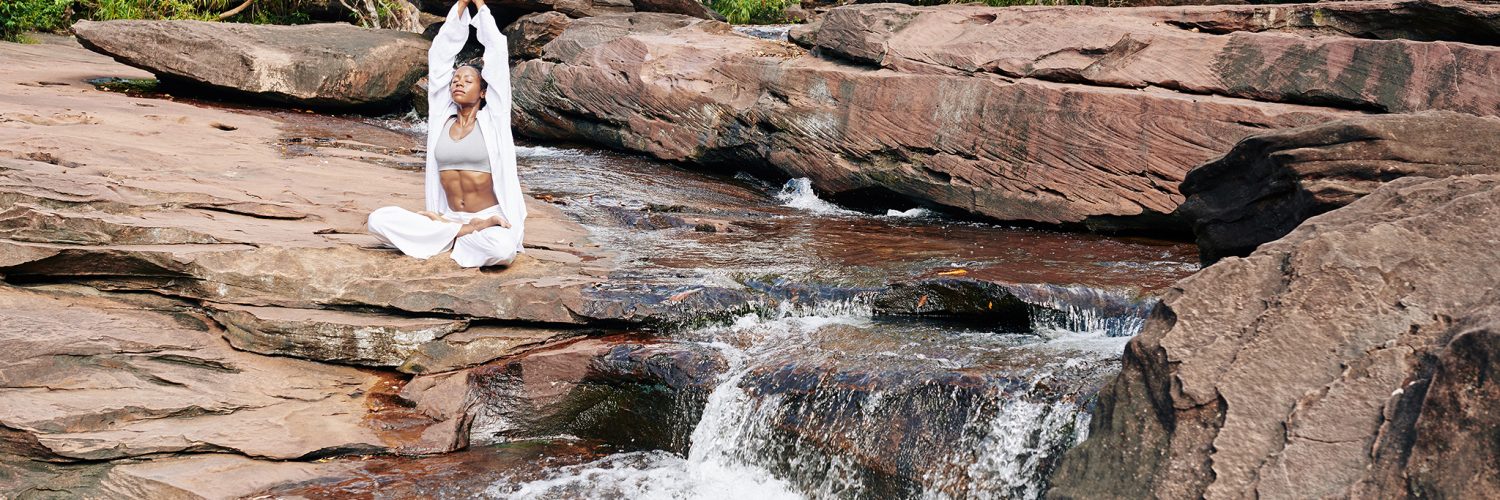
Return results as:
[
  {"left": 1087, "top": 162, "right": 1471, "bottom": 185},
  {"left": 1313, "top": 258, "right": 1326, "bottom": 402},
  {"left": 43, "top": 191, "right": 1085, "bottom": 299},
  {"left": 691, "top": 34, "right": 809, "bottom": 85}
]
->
[{"left": 440, "top": 170, "right": 500, "bottom": 213}]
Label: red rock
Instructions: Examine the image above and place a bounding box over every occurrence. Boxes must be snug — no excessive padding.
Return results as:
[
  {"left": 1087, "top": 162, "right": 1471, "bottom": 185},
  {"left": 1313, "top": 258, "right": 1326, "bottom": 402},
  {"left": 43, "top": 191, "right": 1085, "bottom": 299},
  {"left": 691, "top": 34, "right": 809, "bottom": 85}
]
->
[
  {"left": 809, "top": 3, "right": 1500, "bottom": 116},
  {"left": 513, "top": 13, "right": 1343, "bottom": 230},
  {"left": 72, "top": 20, "right": 429, "bottom": 110},
  {"left": 1050, "top": 174, "right": 1500, "bottom": 498},
  {"left": 1178, "top": 111, "right": 1500, "bottom": 263}
]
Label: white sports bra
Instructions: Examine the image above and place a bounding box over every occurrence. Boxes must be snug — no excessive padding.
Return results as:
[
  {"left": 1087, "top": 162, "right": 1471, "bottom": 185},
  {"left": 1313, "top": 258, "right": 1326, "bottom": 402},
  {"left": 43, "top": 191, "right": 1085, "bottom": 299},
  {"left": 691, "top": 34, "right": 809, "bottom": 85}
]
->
[{"left": 435, "top": 116, "right": 490, "bottom": 173}]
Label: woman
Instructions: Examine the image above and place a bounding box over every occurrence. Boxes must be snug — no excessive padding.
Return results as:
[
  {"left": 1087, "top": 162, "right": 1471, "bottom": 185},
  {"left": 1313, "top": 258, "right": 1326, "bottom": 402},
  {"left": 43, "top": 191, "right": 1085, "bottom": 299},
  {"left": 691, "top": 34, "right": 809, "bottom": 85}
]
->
[{"left": 367, "top": 0, "right": 527, "bottom": 268}]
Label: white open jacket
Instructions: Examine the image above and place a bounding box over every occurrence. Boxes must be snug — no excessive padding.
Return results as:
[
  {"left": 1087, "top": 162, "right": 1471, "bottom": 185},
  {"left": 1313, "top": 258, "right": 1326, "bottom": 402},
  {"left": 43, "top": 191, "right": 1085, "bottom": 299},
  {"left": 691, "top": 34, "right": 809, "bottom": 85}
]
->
[{"left": 425, "top": 3, "right": 526, "bottom": 255}]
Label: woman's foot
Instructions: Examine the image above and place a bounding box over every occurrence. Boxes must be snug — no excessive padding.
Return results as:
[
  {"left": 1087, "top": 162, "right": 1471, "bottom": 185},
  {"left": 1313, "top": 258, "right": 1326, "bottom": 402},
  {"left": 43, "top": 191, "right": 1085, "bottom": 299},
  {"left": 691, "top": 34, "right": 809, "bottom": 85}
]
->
[{"left": 455, "top": 215, "right": 507, "bottom": 237}]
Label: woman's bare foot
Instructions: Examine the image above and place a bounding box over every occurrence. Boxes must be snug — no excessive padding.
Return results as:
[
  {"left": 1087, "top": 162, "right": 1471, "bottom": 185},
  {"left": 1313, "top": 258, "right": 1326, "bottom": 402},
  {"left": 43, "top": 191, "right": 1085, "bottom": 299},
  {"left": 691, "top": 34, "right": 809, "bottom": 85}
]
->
[
  {"left": 455, "top": 215, "right": 507, "bottom": 237},
  {"left": 416, "top": 210, "right": 443, "bottom": 222}
]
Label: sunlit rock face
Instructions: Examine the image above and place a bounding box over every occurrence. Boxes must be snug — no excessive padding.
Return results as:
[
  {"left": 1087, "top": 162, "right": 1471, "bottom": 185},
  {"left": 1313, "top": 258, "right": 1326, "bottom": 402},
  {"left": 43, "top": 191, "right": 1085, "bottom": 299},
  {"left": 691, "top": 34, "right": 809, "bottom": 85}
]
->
[
  {"left": 1051, "top": 174, "right": 1500, "bottom": 498},
  {"left": 73, "top": 20, "right": 429, "bottom": 110}
]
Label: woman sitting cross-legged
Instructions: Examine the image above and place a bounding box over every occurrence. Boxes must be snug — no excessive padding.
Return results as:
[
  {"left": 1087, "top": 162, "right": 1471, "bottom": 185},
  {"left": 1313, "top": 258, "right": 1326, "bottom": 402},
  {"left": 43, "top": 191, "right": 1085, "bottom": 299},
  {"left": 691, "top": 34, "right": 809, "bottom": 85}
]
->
[{"left": 367, "top": 0, "right": 527, "bottom": 268}]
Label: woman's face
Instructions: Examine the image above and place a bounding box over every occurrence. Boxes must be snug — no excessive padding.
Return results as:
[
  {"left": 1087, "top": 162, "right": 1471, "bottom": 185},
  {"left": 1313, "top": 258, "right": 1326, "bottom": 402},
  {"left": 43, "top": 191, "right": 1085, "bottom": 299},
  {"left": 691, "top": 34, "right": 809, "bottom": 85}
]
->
[{"left": 451, "top": 66, "right": 485, "bottom": 107}]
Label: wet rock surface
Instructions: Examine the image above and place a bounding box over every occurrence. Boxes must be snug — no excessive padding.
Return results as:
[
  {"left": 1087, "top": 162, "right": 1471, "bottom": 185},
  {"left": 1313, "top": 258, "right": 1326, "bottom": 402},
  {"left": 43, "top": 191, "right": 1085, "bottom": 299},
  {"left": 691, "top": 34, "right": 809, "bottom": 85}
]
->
[
  {"left": 400, "top": 336, "right": 727, "bottom": 454},
  {"left": 1050, "top": 174, "right": 1500, "bottom": 498},
  {"left": 72, "top": 20, "right": 430, "bottom": 110},
  {"left": 1178, "top": 111, "right": 1500, "bottom": 263}
]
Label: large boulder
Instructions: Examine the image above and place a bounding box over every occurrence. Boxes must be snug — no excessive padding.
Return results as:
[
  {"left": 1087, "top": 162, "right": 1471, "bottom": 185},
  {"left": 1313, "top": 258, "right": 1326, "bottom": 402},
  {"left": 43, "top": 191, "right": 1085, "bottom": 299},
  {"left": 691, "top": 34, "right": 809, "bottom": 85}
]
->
[
  {"left": 1048, "top": 173, "right": 1500, "bottom": 498},
  {"left": 1177, "top": 111, "right": 1500, "bottom": 263},
  {"left": 807, "top": 2, "right": 1500, "bottom": 116},
  {"left": 513, "top": 13, "right": 1341, "bottom": 232},
  {"left": 72, "top": 20, "right": 429, "bottom": 110},
  {"left": 505, "top": 11, "right": 574, "bottom": 59}
]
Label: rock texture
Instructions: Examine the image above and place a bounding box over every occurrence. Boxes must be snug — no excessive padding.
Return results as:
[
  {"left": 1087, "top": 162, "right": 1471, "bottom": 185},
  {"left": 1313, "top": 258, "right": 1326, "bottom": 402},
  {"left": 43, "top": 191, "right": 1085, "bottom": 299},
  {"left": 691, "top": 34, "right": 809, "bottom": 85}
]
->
[
  {"left": 488, "top": 0, "right": 721, "bottom": 20},
  {"left": 0, "top": 285, "right": 390, "bottom": 477},
  {"left": 809, "top": 2, "right": 1500, "bottom": 115},
  {"left": 72, "top": 20, "right": 429, "bottom": 109},
  {"left": 512, "top": 12, "right": 1345, "bottom": 232},
  {"left": 505, "top": 11, "right": 574, "bottom": 59},
  {"left": 399, "top": 336, "right": 726, "bottom": 454},
  {"left": 1049, "top": 173, "right": 1500, "bottom": 498},
  {"left": 0, "top": 37, "right": 657, "bottom": 496},
  {"left": 1178, "top": 111, "right": 1500, "bottom": 263}
]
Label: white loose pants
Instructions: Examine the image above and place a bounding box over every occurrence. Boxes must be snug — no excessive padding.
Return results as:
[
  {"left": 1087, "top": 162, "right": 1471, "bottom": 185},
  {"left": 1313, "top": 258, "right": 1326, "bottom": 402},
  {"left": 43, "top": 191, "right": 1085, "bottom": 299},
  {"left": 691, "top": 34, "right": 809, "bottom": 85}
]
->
[{"left": 366, "top": 205, "right": 519, "bottom": 268}]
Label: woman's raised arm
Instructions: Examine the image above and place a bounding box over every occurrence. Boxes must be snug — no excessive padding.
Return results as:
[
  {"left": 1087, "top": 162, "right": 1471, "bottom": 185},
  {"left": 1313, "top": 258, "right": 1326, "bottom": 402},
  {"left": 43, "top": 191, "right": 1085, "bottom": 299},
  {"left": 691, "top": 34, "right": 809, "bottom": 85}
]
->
[
  {"left": 428, "top": 0, "right": 473, "bottom": 115},
  {"left": 468, "top": 1, "right": 511, "bottom": 114}
]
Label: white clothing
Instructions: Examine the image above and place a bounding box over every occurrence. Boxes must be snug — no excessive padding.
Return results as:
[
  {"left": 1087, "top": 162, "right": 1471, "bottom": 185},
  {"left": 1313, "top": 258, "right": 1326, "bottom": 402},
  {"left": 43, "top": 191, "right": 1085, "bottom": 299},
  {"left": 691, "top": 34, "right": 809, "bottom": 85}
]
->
[
  {"left": 436, "top": 116, "right": 490, "bottom": 173},
  {"left": 367, "top": 3, "right": 527, "bottom": 268},
  {"left": 367, "top": 205, "right": 519, "bottom": 268}
]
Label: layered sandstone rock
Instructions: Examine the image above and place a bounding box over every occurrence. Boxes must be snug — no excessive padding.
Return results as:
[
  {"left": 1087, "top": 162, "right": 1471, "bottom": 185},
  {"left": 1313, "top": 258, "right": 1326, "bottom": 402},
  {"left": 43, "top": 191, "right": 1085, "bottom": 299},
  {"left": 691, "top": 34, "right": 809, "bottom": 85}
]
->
[
  {"left": 1049, "top": 174, "right": 1500, "bottom": 498},
  {"left": 512, "top": 13, "right": 1343, "bottom": 231},
  {"left": 807, "top": 2, "right": 1500, "bottom": 116},
  {"left": 1177, "top": 111, "right": 1500, "bottom": 263},
  {"left": 72, "top": 20, "right": 429, "bottom": 109},
  {"left": 0, "top": 285, "right": 391, "bottom": 476}
]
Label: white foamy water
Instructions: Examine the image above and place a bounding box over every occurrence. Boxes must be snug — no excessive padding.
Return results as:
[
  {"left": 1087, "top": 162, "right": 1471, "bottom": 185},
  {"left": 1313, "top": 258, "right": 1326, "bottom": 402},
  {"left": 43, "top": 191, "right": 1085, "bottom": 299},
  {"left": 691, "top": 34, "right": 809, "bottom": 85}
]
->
[
  {"left": 775, "top": 178, "right": 861, "bottom": 216},
  {"left": 884, "top": 207, "right": 935, "bottom": 218},
  {"left": 492, "top": 306, "right": 1123, "bottom": 499}
]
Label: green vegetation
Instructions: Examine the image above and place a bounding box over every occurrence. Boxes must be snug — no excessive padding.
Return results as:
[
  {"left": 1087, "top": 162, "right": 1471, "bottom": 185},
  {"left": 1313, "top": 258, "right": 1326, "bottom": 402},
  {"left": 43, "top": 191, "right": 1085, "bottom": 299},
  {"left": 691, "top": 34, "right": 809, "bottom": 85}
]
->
[
  {"left": 1, "top": 0, "right": 73, "bottom": 42},
  {"left": 1, "top": 0, "right": 325, "bottom": 43},
  {"left": 710, "top": 0, "right": 799, "bottom": 25}
]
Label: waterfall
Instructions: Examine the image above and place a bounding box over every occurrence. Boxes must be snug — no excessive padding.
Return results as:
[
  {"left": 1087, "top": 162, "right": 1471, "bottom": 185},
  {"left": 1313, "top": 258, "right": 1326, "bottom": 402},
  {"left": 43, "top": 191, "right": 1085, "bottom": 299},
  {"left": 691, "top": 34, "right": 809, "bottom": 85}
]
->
[{"left": 490, "top": 304, "right": 1128, "bottom": 499}]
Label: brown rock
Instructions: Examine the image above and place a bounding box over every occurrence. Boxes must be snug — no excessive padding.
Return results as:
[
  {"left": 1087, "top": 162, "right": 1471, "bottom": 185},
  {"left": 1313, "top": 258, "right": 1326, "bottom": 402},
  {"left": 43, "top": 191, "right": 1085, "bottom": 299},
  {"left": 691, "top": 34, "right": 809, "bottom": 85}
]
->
[
  {"left": 0, "top": 285, "right": 389, "bottom": 463},
  {"left": 1164, "top": 0, "right": 1500, "bottom": 44},
  {"left": 401, "top": 336, "right": 726, "bottom": 454},
  {"left": 505, "top": 11, "right": 574, "bottom": 60},
  {"left": 1049, "top": 174, "right": 1500, "bottom": 498},
  {"left": 513, "top": 12, "right": 1341, "bottom": 231},
  {"left": 1380, "top": 306, "right": 1500, "bottom": 498},
  {"left": 810, "top": 3, "right": 1500, "bottom": 116},
  {"left": 399, "top": 324, "right": 581, "bottom": 374},
  {"left": 72, "top": 20, "right": 429, "bottom": 109},
  {"left": 1178, "top": 111, "right": 1500, "bottom": 263},
  {"left": 209, "top": 303, "right": 470, "bottom": 367},
  {"left": 491, "top": 0, "right": 721, "bottom": 20}
]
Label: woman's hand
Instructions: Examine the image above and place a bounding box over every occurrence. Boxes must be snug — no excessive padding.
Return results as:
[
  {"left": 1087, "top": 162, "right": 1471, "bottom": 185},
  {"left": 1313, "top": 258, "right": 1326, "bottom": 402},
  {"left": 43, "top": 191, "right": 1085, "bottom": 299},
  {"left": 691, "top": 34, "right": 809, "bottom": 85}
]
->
[
  {"left": 472, "top": 0, "right": 485, "bottom": 8},
  {"left": 416, "top": 210, "right": 444, "bottom": 222}
]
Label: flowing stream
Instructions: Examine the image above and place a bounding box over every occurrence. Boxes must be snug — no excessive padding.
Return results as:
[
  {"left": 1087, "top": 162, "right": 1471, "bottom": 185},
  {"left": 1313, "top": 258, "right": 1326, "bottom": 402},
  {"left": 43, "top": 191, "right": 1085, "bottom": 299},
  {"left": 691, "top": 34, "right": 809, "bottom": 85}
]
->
[{"left": 317, "top": 113, "right": 1199, "bottom": 498}]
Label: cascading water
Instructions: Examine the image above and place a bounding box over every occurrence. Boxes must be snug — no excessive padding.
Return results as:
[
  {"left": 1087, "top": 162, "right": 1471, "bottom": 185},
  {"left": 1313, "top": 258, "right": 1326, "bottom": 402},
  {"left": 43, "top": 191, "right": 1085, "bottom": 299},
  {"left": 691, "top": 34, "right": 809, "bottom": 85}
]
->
[
  {"left": 490, "top": 299, "right": 1132, "bottom": 499},
  {"left": 346, "top": 117, "right": 1199, "bottom": 498}
]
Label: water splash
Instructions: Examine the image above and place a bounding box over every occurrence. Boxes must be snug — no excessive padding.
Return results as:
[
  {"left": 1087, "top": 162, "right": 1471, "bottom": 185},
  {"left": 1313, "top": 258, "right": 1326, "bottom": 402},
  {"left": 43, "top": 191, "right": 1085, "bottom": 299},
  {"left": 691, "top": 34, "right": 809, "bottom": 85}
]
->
[
  {"left": 494, "top": 308, "right": 1121, "bottom": 499},
  {"left": 885, "top": 207, "right": 935, "bottom": 218},
  {"left": 775, "top": 178, "right": 860, "bottom": 216}
]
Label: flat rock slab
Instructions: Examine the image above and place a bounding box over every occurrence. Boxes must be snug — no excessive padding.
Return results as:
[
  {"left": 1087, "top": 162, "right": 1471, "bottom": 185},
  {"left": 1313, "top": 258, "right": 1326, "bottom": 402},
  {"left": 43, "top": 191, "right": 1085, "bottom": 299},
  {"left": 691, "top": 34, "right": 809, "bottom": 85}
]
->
[
  {"left": 0, "top": 285, "right": 390, "bottom": 463},
  {"left": 0, "top": 40, "right": 649, "bottom": 327},
  {"left": 209, "top": 303, "right": 470, "bottom": 367},
  {"left": 73, "top": 20, "right": 429, "bottom": 109},
  {"left": 808, "top": 2, "right": 1500, "bottom": 116}
]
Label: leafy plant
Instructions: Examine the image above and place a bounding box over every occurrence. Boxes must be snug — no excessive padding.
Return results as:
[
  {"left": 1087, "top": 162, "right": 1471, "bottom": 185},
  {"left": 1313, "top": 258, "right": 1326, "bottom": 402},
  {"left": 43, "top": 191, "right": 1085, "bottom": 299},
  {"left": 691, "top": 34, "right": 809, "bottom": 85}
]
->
[
  {"left": 710, "top": 0, "right": 799, "bottom": 25},
  {"left": 1, "top": 0, "right": 73, "bottom": 42}
]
